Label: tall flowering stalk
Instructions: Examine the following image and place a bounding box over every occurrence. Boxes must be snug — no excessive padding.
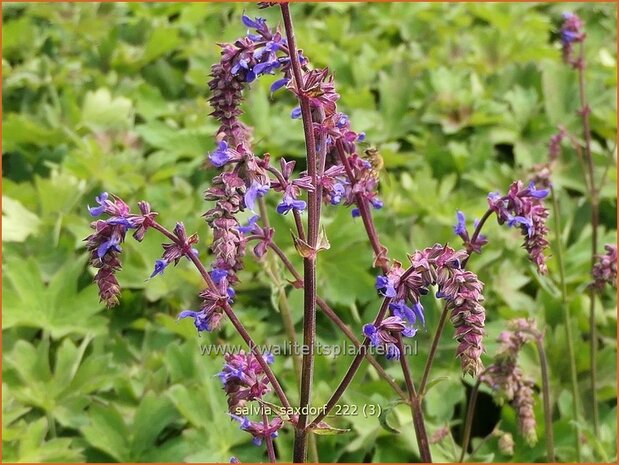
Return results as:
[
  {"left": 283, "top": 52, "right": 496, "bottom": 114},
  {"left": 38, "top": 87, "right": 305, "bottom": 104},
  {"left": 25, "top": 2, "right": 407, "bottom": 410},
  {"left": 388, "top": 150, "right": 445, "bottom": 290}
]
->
[
  {"left": 279, "top": 5, "right": 321, "bottom": 461},
  {"left": 559, "top": 11, "right": 614, "bottom": 434},
  {"left": 534, "top": 128, "right": 584, "bottom": 460}
]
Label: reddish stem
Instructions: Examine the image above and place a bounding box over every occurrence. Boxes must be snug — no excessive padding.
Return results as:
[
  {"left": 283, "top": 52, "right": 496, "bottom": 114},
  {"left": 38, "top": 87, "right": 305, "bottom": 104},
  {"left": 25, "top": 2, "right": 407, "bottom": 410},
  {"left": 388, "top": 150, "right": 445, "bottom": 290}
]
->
[
  {"left": 149, "top": 221, "right": 292, "bottom": 410},
  {"left": 280, "top": 4, "right": 320, "bottom": 461},
  {"left": 396, "top": 337, "right": 432, "bottom": 462}
]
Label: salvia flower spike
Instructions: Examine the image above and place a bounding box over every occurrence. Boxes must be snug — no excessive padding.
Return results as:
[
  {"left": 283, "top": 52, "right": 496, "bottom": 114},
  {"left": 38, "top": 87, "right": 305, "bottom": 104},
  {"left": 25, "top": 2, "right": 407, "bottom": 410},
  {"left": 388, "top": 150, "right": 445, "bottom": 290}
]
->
[{"left": 488, "top": 180, "right": 551, "bottom": 274}]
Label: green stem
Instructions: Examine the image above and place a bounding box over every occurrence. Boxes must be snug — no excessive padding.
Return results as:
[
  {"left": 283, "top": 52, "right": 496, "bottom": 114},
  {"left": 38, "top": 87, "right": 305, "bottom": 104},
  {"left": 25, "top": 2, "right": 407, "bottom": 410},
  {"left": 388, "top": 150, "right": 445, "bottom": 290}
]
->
[
  {"left": 550, "top": 186, "right": 581, "bottom": 460},
  {"left": 459, "top": 378, "right": 481, "bottom": 462},
  {"left": 465, "top": 430, "right": 495, "bottom": 462},
  {"left": 535, "top": 335, "right": 555, "bottom": 462},
  {"left": 577, "top": 41, "right": 600, "bottom": 434},
  {"left": 267, "top": 264, "right": 303, "bottom": 385}
]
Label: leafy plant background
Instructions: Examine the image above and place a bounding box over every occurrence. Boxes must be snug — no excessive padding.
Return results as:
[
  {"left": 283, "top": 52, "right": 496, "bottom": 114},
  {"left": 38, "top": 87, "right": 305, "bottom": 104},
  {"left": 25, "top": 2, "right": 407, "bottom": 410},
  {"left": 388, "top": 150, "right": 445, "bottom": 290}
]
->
[{"left": 2, "top": 2, "right": 617, "bottom": 463}]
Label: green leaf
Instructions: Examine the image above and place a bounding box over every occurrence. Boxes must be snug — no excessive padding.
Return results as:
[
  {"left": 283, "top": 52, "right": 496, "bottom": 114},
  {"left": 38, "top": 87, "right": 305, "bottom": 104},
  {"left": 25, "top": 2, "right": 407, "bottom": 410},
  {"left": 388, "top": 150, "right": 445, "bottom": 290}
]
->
[
  {"left": 13, "top": 418, "right": 84, "bottom": 462},
  {"left": 377, "top": 63, "right": 415, "bottom": 140},
  {"left": 2, "top": 255, "right": 107, "bottom": 338},
  {"left": 2, "top": 196, "right": 41, "bottom": 242},
  {"left": 130, "top": 393, "right": 178, "bottom": 460},
  {"left": 141, "top": 27, "right": 181, "bottom": 65},
  {"left": 2, "top": 113, "right": 66, "bottom": 151},
  {"left": 81, "top": 404, "right": 130, "bottom": 462},
  {"left": 378, "top": 399, "right": 406, "bottom": 434},
  {"left": 310, "top": 421, "right": 351, "bottom": 435},
  {"left": 81, "top": 88, "right": 134, "bottom": 132},
  {"left": 541, "top": 60, "right": 579, "bottom": 126},
  {"left": 421, "top": 376, "right": 450, "bottom": 396}
]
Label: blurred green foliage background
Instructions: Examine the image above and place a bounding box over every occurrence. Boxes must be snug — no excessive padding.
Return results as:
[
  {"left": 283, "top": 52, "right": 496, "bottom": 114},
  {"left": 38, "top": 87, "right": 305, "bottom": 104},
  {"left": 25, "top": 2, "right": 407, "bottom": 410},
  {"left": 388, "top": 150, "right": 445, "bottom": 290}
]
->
[{"left": 2, "top": 2, "right": 617, "bottom": 463}]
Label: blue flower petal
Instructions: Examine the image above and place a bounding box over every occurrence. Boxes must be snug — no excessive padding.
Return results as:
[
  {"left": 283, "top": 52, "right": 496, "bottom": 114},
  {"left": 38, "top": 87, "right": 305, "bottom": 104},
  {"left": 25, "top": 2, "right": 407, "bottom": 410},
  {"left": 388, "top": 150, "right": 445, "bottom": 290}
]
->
[
  {"left": 150, "top": 259, "right": 168, "bottom": 278},
  {"left": 454, "top": 210, "right": 467, "bottom": 236},
  {"left": 270, "top": 78, "right": 288, "bottom": 93},
  {"left": 88, "top": 205, "right": 106, "bottom": 217},
  {"left": 290, "top": 107, "right": 302, "bottom": 119}
]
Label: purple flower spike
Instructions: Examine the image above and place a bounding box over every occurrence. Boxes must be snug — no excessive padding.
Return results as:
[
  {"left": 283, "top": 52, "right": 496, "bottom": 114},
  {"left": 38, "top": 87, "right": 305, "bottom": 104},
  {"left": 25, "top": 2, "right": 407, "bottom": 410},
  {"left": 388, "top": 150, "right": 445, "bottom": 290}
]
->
[
  {"left": 407, "top": 244, "right": 485, "bottom": 375},
  {"left": 220, "top": 351, "right": 277, "bottom": 418},
  {"left": 150, "top": 259, "right": 168, "bottom": 278},
  {"left": 488, "top": 180, "right": 550, "bottom": 274},
  {"left": 84, "top": 193, "right": 146, "bottom": 307},
  {"left": 230, "top": 414, "right": 284, "bottom": 448},
  {"left": 560, "top": 12, "right": 585, "bottom": 66},
  {"left": 351, "top": 208, "right": 360, "bottom": 218},
  {"left": 481, "top": 320, "right": 540, "bottom": 446},
  {"left": 363, "top": 316, "right": 413, "bottom": 360},
  {"left": 591, "top": 244, "right": 617, "bottom": 290}
]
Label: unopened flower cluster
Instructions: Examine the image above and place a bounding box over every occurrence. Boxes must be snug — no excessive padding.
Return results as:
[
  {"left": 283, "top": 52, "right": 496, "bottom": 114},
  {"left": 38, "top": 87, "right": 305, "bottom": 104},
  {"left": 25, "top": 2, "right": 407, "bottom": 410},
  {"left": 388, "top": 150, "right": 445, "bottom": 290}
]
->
[
  {"left": 591, "top": 244, "right": 617, "bottom": 291},
  {"left": 481, "top": 319, "right": 540, "bottom": 446},
  {"left": 369, "top": 245, "right": 486, "bottom": 376}
]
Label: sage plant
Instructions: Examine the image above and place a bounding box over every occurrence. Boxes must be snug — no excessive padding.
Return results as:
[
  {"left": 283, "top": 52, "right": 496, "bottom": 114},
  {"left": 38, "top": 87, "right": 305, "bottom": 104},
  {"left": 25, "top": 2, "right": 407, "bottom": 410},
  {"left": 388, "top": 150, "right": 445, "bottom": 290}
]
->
[
  {"left": 84, "top": 4, "right": 556, "bottom": 462},
  {"left": 556, "top": 11, "right": 617, "bottom": 439}
]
